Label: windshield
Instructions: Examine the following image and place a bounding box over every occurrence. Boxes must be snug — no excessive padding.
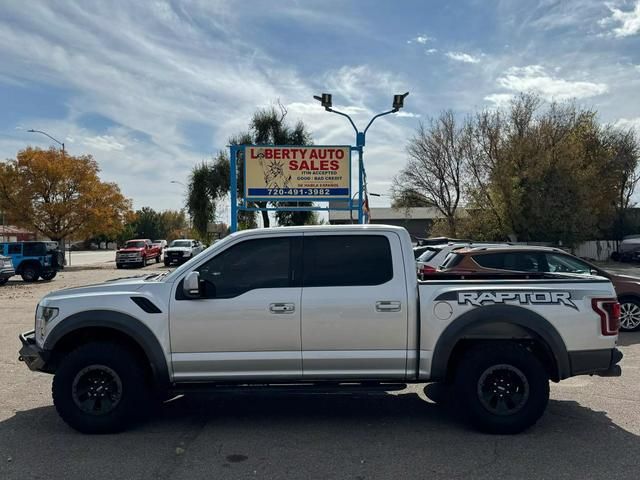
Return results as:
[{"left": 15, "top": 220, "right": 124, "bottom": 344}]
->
[
  {"left": 170, "top": 241, "right": 192, "bottom": 248},
  {"left": 125, "top": 241, "right": 146, "bottom": 248}
]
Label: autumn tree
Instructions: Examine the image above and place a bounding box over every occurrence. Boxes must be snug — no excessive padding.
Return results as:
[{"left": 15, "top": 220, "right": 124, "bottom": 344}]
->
[
  {"left": 0, "top": 147, "right": 132, "bottom": 241},
  {"left": 393, "top": 111, "right": 469, "bottom": 236}
]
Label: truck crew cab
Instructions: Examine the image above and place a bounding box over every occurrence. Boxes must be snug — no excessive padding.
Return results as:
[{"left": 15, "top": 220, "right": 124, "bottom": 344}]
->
[{"left": 19, "top": 225, "right": 622, "bottom": 434}]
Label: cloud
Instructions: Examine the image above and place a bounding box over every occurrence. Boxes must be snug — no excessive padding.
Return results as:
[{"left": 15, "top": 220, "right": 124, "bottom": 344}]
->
[
  {"left": 484, "top": 93, "right": 514, "bottom": 108},
  {"left": 445, "top": 51, "right": 481, "bottom": 64},
  {"left": 601, "top": 1, "right": 640, "bottom": 37},
  {"left": 615, "top": 117, "right": 640, "bottom": 134},
  {"left": 81, "top": 135, "right": 125, "bottom": 152},
  {"left": 492, "top": 65, "right": 608, "bottom": 101},
  {"left": 408, "top": 34, "right": 433, "bottom": 44},
  {"left": 425, "top": 48, "right": 438, "bottom": 54}
]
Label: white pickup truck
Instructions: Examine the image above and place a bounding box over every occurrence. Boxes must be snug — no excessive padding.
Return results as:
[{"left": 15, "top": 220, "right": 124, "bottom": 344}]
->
[{"left": 19, "top": 225, "right": 622, "bottom": 434}]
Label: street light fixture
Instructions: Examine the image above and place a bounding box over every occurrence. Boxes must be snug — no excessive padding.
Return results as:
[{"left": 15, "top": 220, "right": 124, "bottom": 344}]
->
[
  {"left": 314, "top": 92, "right": 408, "bottom": 223},
  {"left": 27, "top": 129, "right": 65, "bottom": 157}
]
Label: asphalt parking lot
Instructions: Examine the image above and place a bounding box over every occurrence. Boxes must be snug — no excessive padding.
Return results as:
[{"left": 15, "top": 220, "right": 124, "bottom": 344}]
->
[{"left": 1, "top": 264, "right": 639, "bottom": 480}]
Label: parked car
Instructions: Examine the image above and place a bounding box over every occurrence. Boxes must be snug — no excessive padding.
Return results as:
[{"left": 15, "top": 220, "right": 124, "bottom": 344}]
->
[
  {"left": 19, "top": 225, "right": 621, "bottom": 434},
  {"left": 163, "top": 239, "right": 204, "bottom": 266},
  {"left": 611, "top": 235, "right": 640, "bottom": 262},
  {"left": 152, "top": 239, "right": 167, "bottom": 251},
  {"left": 0, "top": 241, "right": 64, "bottom": 282},
  {"left": 437, "top": 245, "right": 640, "bottom": 331},
  {"left": 115, "top": 239, "right": 162, "bottom": 269},
  {"left": 416, "top": 242, "right": 508, "bottom": 278},
  {"left": 0, "top": 254, "right": 15, "bottom": 285}
]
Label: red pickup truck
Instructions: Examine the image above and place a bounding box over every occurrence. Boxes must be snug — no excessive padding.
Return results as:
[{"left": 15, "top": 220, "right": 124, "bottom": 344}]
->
[{"left": 115, "top": 239, "right": 161, "bottom": 269}]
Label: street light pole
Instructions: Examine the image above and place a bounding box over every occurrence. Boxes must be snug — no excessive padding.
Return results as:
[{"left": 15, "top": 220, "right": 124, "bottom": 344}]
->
[
  {"left": 26, "top": 128, "right": 69, "bottom": 264},
  {"left": 349, "top": 192, "right": 381, "bottom": 223},
  {"left": 170, "top": 180, "right": 192, "bottom": 233},
  {"left": 314, "top": 92, "right": 408, "bottom": 224},
  {"left": 27, "top": 129, "right": 65, "bottom": 158}
]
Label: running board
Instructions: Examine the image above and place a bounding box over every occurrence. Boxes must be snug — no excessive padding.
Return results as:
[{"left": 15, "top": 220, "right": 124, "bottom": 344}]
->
[{"left": 171, "top": 382, "right": 409, "bottom": 395}]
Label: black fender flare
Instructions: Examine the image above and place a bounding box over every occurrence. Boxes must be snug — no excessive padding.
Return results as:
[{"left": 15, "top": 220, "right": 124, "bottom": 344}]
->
[
  {"left": 44, "top": 310, "right": 170, "bottom": 389},
  {"left": 430, "top": 304, "right": 570, "bottom": 381}
]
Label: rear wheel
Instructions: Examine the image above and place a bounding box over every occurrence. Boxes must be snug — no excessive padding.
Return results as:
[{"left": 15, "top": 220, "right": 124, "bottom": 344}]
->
[
  {"left": 453, "top": 343, "right": 549, "bottom": 434},
  {"left": 52, "top": 342, "right": 150, "bottom": 433},
  {"left": 20, "top": 264, "right": 40, "bottom": 282},
  {"left": 619, "top": 298, "right": 640, "bottom": 332},
  {"left": 40, "top": 270, "right": 57, "bottom": 281}
]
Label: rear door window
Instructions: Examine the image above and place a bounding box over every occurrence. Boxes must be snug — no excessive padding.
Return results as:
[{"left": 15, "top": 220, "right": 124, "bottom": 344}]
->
[
  {"left": 23, "top": 243, "right": 45, "bottom": 256},
  {"left": 303, "top": 235, "right": 393, "bottom": 287},
  {"left": 474, "top": 252, "right": 542, "bottom": 272},
  {"left": 8, "top": 243, "right": 22, "bottom": 255}
]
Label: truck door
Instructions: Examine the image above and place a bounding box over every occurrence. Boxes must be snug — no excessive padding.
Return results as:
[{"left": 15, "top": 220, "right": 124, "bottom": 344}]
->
[
  {"left": 169, "top": 235, "right": 303, "bottom": 381},
  {"left": 300, "top": 232, "right": 409, "bottom": 379}
]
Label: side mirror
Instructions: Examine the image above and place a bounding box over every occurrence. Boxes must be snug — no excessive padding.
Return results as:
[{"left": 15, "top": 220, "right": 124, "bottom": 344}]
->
[
  {"left": 590, "top": 269, "right": 600, "bottom": 276},
  {"left": 183, "top": 271, "right": 201, "bottom": 299}
]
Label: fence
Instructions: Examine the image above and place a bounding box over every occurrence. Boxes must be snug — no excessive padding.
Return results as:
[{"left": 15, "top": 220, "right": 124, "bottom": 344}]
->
[{"left": 570, "top": 240, "right": 618, "bottom": 262}]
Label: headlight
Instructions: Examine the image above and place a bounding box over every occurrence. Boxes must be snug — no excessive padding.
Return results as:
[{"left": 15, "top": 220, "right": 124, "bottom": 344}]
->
[
  {"left": 37, "top": 305, "right": 59, "bottom": 323},
  {"left": 183, "top": 251, "right": 191, "bottom": 257},
  {"left": 35, "top": 305, "right": 59, "bottom": 344}
]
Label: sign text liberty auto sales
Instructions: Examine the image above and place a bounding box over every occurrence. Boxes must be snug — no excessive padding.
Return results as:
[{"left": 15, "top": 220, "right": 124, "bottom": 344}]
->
[{"left": 244, "top": 146, "right": 351, "bottom": 200}]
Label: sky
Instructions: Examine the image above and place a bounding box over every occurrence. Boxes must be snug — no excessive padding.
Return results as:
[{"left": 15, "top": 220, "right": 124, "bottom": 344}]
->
[{"left": 0, "top": 0, "right": 639, "bottom": 219}]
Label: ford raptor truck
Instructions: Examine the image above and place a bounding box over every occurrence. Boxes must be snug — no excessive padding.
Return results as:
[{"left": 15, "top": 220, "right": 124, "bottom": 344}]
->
[{"left": 19, "top": 225, "right": 622, "bottom": 434}]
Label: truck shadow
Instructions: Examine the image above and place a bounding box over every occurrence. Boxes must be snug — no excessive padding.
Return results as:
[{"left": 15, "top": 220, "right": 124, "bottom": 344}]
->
[{"left": 1, "top": 390, "right": 639, "bottom": 479}]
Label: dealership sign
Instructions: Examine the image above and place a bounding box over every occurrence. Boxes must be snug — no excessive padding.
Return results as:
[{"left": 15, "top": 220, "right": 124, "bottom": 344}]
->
[{"left": 244, "top": 145, "right": 351, "bottom": 200}]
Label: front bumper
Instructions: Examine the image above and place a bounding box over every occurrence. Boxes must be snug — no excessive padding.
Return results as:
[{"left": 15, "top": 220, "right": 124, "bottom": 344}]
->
[
  {"left": 569, "top": 348, "right": 623, "bottom": 377},
  {"left": 0, "top": 267, "right": 14, "bottom": 278},
  {"left": 116, "top": 256, "right": 143, "bottom": 264},
  {"left": 18, "top": 330, "right": 50, "bottom": 372},
  {"left": 164, "top": 254, "right": 190, "bottom": 264}
]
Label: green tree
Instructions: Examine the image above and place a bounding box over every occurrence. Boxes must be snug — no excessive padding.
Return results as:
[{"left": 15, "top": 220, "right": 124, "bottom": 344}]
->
[{"left": 187, "top": 103, "right": 314, "bottom": 233}]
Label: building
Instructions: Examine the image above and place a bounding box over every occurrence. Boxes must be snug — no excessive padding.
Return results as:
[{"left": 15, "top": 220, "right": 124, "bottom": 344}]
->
[
  {"left": 0, "top": 225, "right": 37, "bottom": 243},
  {"left": 329, "top": 207, "right": 447, "bottom": 240}
]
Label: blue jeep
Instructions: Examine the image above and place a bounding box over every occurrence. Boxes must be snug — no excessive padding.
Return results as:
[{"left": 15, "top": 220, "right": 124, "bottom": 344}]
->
[{"left": 0, "top": 241, "right": 64, "bottom": 282}]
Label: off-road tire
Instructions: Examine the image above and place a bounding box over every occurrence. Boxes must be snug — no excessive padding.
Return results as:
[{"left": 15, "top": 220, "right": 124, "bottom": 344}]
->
[
  {"left": 20, "top": 264, "right": 40, "bottom": 282},
  {"left": 52, "top": 341, "right": 150, "bottom": 434},
  {"left": 453, "top": 343, "right": 549, "bottom": 434},
  {"left": 40, "top": 270, "right": 57, "bottom": 281}
]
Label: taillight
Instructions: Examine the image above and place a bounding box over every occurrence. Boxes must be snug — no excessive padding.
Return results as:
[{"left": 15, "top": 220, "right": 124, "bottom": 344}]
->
[
  {"left": 592, "top": 298, "right": 620, "bottom": 336},
  {"left": 420, "top": 265, "right": 436, "bottom": 274}
]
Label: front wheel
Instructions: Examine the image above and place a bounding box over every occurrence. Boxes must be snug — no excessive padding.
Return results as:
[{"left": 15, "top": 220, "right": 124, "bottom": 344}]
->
[
  {"left": 21, "top": 265, "right": 40, "bottom": 282},
  {"left": 155, "top": 254, "right": 160, "bottom": 263},
  {"left": 619, "top": 298, "right": 640, "bottom": 332},
  {"left": 453, "top": 343, "right": 549, "bottom": 434},
  {"left": 52, "top": 342, "right": 150, "bottom": 433},
  {"left": 0, "top": 277, "right": 8, "bottom": 286}
]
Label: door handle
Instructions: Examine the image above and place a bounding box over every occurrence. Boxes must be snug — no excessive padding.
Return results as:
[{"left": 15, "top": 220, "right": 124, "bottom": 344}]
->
[
  {"left": 269, "top": 303, "right": 295, "bottom": 314},
  {"left": 376, "top": 301, "right": 401, "bottom": 312}
]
